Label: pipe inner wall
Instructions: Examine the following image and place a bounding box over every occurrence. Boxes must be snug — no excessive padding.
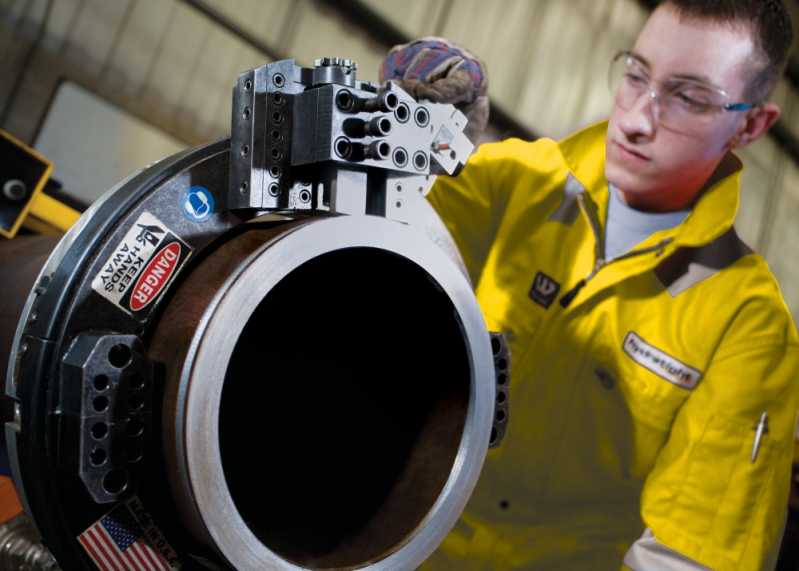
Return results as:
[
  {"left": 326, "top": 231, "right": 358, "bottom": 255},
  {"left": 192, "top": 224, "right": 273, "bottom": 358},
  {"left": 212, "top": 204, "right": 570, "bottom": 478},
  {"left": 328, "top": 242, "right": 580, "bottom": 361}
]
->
[
  {"left": 220, "top": 247, "right": 470, "bottom": 567},
  {"left": 151, "top": 215, "right": 494, "bottom": 570}
]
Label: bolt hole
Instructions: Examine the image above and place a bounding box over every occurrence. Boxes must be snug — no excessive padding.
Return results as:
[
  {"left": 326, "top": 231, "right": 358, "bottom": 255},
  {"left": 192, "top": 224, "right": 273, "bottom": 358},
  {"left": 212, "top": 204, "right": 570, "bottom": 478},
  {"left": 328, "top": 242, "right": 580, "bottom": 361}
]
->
[
  {"left": 413, "top": 152, "right": 428, "bottom": 170},
  {"left": 128, "top": 374, "right": 145, "bottom": 391},
  {"left": 272, "top": 111, "right": 284, "bottom": 124},
  {"left": 242, "top": 107, "right": 251, "bottom": 119},
  {"left": 395, "top": 103, "right": 410, "bottom": 123},
  {"left": 91, "top": 422, "right": 108, "bottom": 440},
  {"left": 272, "top": 73, "right": 285, "bottom": 87},
  {"left": 490, "top": 427, "right": 498, "bottom": 444},
  {"left": 491, "top": 337, "right": 501, "bottom": 355},
  {"left": 271, "top": 129, "right": 282, "bottom": 140},
  {"left": 450, "top": 150, "right": 457, "bottom": 160},
  {"left": 496, "top": 410, "right": 506, "bottom": 423},
  {"left": 299, "top": 190, "right": 311, "bottom": 203},
  {"left": 395, "top": 201, "right": 402, "bottom": 208},
  {"left": 240, "top": 181, "right": 248, "bottom": 194},
  {"left": 90, "top": 448, "right": 107, "bottom": 466},
  {"left": 103, "top": 469, "right": 129, "bottom": 495},
  {"left": 497, "top": 358, "right": 507, "bottom": 371},
  {"left": 272, "top": 92, "right": 284, "bottom": 105},
  {"left": 268, "top": 183, "right": 280, "bottom": 197},
  {"left": 241, "top": 144, "right": 250, "bottom": 157},
  {"left": 496, "top": 391, "right": 507, "bottom": 404},
  {"left": 126, "top": 418, "right": 144, "bottom": 438},
  {"left": 108, "top": 344, "right": 132, "bottom": 368},
  {"left": 497, "top": 373, "right": 507, "bottom": 386},
  {"left": 270, "top": 166, "right": 282, "bottom": 178},
  {"left": 93, "top": 395, "right": 109, "bottom": 413},
  {"left": 244, "top": 79, "right": 253, "bottom": 91},
  {"left": 499, "top": 500, "right": 510, "bottom": 510},
  {"left": 335, "top": 138, "right": 353, "bottom": 159},
  {"left": 384, "top": 92, "right": 399, "bottom": 110},
  {"left": 93, "top": 375, "right": 110, "bottom": 391},
  {"left": 336, "top": 90, "right": 355, "bottom": 111},
  {"left": 271, "top": 148, "right": 283, "bottom": 160},
  {"left": 414, "top": 107, "right": 429, "bottom": 127},
  {"left": 129, "top": 394, "right": 144, "bottom": 412},
  {"left": 127, "top": 442, "right": 143, "bottom": 464},
  {"left": 393, "top": 148, "right": 407, "bottom": 167}
]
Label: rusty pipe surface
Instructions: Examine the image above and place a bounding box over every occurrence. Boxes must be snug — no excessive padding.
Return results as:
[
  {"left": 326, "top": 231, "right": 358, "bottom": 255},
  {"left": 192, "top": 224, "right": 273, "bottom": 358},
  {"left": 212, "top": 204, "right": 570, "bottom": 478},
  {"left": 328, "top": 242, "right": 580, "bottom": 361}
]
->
[{"left": 0, "top": 237, "right": 58, "bottom": 400}]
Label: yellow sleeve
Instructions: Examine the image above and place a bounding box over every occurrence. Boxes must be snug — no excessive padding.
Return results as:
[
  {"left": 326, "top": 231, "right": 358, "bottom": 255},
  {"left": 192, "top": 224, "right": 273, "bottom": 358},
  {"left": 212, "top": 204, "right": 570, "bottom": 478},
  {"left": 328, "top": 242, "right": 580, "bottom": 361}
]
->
[
  {"left": 640, "top": 298, "right": 799, "bottom": 570},
  {"left": 426, "top": 142, "right": 508, "bottom": 286},
  {"left": 427, "top": 136, "right": 557, "bottom": 286}
]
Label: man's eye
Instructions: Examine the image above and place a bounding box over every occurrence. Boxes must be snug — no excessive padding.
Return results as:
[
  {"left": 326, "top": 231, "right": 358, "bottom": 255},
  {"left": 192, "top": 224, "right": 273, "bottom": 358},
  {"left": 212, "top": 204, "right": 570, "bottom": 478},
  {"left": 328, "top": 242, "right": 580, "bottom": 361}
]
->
[
  {"left": 624, "top": 72, "right": 648, "bottom": 87},
  {"left": 672, "top": 88, "right": 716, "bottom": 110}
]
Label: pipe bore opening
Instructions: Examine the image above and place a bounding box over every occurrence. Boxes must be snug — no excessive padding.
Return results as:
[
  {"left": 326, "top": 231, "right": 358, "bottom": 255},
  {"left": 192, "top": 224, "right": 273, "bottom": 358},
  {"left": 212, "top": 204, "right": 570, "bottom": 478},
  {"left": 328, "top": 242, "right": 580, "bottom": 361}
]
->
[{"left": 219, "top": 247, "right": 471, "bottom": 568}]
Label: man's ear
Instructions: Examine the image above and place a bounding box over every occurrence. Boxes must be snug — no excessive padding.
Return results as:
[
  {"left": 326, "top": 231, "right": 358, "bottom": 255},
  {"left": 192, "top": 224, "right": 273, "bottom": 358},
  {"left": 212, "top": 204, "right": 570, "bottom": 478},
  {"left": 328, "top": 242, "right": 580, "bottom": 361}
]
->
[{"left": 732, "top": 102, "right": 781, "bottom": 149}]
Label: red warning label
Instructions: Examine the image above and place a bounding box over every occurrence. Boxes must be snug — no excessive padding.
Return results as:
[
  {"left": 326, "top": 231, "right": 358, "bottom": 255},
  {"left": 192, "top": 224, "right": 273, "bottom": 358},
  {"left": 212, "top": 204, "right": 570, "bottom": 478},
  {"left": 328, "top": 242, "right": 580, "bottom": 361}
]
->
[
  {"left": 91, "top": 211, "right": 191, "bottom": 318},
  {"left": 130, "top": 242, "right": 182, "bottom": 312}
]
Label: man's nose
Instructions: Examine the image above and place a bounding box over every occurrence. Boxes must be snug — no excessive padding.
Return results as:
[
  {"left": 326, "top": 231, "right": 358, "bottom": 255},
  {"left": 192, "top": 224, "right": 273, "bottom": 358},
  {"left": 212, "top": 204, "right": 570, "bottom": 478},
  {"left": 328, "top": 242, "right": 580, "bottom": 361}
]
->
[{"left": 618, "top": 90, "right": 659, "bottom": 141}]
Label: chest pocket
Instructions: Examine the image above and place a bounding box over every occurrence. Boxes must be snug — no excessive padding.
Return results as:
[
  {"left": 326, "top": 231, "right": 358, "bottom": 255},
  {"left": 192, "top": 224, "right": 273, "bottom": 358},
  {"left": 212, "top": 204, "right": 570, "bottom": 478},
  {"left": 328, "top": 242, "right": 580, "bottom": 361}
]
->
[{"left": 545, "top": 340, "right": 693, "bottom": 504}]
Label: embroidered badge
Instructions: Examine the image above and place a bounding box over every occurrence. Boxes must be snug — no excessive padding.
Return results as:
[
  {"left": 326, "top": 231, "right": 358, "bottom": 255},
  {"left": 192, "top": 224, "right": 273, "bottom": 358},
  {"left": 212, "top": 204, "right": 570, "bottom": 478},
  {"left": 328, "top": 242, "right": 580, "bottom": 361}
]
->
[
  {"left": 529, "top": 271, "right": 560, "bottom": 309},
  {"left": 623, "top": 332, "right": 702, "bottom": 389}
]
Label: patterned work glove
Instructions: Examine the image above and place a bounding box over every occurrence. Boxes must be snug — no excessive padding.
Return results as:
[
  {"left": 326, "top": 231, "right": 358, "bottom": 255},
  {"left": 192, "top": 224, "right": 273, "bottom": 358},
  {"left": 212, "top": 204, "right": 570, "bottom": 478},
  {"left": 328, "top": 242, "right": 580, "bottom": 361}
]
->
[{"left": 379, "top": 37, "right": 489, "bottom": 142}]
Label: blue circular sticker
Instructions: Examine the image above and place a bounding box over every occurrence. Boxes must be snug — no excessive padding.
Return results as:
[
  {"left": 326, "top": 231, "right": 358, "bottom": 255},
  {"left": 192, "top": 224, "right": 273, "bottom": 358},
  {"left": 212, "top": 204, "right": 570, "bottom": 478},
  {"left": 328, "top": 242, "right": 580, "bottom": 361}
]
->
[{"left": 181, "top": 186, "right": 215, "bottom": 222}]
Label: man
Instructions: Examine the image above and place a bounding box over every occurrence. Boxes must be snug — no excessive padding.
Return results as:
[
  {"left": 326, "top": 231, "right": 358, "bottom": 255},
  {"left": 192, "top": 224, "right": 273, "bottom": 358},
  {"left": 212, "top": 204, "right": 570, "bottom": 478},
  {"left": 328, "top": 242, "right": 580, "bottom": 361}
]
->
[{"left": 382, "top": 1, "right": 798, "bottom": 569}]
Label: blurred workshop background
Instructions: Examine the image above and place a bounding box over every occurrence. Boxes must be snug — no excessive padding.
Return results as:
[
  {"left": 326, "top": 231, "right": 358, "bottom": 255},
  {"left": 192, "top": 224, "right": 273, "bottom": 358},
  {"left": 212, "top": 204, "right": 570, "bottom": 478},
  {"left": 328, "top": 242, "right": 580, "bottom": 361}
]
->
[{"left": 1, "top": 0, "right": 798, "bottom": 317}]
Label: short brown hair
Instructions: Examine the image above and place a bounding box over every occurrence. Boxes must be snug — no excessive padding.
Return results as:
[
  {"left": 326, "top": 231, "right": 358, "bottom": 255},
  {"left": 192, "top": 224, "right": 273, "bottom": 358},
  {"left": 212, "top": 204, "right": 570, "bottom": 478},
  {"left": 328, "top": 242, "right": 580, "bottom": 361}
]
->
[{"left": 663, "top": 0, "right": 794, "bottom": 102}]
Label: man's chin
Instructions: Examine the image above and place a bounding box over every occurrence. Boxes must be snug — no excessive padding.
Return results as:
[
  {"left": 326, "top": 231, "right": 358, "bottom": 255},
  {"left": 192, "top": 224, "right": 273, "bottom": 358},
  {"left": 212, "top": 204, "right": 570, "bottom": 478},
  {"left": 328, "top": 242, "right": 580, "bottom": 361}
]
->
[{"left": 605, "top": 162, "right": 656, "bottom": 194}]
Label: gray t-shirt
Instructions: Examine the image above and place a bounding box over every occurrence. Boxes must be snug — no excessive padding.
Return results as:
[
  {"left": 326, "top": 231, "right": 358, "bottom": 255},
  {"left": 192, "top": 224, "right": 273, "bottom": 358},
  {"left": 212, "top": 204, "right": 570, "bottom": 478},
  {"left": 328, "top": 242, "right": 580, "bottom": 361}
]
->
[{"left": 604, "top": 186, "right": 690, "bottom": 260}]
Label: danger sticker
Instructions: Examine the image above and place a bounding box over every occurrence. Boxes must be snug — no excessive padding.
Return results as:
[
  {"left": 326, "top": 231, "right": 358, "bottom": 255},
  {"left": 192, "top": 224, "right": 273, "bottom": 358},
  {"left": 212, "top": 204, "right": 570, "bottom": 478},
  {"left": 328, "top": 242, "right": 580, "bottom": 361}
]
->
[{"left": 91, "top": 212, "right": 191, "bottom": 316}]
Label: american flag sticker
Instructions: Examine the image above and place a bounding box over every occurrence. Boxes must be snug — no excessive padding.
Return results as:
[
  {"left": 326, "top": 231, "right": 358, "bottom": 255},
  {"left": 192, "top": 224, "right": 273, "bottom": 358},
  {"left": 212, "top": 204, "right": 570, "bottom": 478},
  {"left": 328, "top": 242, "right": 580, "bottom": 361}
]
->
[{"left": 78, "top": 497, "right": 181, "bottom": 571}]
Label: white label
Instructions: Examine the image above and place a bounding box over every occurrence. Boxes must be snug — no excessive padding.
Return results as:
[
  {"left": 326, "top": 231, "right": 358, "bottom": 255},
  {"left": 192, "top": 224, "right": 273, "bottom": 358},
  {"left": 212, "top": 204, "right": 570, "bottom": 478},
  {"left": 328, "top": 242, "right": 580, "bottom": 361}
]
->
[
  {"left": 91, "top": 211, "right": 179, "bottom": 313},
  {"left": 623, "top": 331, "right": 702, "bottom": 390}
]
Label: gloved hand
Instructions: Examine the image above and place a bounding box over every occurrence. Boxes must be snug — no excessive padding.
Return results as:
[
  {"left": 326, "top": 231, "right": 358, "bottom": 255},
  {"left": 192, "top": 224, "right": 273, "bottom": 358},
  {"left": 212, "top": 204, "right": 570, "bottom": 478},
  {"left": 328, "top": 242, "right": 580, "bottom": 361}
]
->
[{"left": 379, "top": 37, "right": 489, "bottom": 142}]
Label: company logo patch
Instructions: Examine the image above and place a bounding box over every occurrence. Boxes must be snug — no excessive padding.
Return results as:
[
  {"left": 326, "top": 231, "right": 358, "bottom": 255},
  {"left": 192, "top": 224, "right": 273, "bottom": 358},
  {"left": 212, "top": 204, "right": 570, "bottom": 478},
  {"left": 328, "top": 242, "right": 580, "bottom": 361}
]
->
[
  {"left": 623, "top": 332, "right": 702, "bottom": 389},
  {"left": 91, "top": 212, "right": 191, "bottom": 317},
  {"left": 529, "top": 271, "right": 560, "bottom": 309}
]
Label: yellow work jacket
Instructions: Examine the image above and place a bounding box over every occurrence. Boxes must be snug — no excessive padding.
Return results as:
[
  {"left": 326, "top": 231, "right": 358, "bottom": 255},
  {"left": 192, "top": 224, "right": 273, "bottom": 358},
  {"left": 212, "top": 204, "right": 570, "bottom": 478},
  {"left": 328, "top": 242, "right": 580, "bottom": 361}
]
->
[{"left": 424, "top": 121, "right": 799, "bottom": 570}]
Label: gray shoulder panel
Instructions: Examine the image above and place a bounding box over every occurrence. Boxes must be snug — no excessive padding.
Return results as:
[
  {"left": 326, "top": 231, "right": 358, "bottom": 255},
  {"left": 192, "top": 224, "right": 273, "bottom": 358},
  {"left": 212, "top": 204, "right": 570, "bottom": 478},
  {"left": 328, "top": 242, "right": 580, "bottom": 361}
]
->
[
  {"left": 547, "top": 173, "right": 584, "bottom": 224},
  {"left": 655, "top": 227, "right": 753, "bottom": 297}
]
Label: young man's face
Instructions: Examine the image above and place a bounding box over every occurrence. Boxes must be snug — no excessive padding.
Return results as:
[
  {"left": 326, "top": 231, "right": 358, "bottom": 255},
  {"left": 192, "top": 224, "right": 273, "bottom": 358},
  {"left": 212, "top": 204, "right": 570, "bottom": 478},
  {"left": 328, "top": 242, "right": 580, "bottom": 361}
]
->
[{"left": 605, "top": 4, "right": 757, "bottom": 208}]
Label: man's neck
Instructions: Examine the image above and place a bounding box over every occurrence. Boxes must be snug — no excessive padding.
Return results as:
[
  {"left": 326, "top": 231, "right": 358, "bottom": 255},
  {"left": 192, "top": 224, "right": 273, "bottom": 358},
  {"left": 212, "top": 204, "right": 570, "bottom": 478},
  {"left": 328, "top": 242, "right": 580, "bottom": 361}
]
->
[{"left": 616, "top": 153, "right": 739, "bottom": 213}]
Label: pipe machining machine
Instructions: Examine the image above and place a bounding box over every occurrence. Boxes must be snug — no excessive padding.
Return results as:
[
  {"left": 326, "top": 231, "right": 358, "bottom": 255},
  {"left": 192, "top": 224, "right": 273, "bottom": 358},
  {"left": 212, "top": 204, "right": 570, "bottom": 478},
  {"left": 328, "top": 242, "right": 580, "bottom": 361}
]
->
[{"left": 0, "top": 57, "right": 510, "bottom": 570}]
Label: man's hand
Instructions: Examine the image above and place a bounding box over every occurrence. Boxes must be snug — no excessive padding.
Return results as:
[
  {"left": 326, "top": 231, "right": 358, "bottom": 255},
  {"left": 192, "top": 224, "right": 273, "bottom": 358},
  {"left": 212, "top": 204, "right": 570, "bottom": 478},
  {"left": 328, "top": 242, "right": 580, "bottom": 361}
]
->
[{"left": 379, "top": 37, "right": 489, "bottom": 142}]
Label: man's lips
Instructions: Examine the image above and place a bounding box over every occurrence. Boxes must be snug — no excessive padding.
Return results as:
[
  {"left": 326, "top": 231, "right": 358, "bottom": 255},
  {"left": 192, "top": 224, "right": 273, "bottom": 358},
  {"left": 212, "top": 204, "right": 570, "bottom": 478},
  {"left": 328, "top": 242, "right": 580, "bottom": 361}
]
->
[{"left": 612, "top": 140, "right": 651, "bottom": 162}]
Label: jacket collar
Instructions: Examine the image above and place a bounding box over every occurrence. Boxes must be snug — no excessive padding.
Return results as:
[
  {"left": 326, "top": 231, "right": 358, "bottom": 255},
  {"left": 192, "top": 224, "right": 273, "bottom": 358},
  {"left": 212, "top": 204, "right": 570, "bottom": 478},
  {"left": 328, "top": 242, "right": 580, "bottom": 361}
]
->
[{"left": 557, "top": 120, "right": 743, "bottom": 250}]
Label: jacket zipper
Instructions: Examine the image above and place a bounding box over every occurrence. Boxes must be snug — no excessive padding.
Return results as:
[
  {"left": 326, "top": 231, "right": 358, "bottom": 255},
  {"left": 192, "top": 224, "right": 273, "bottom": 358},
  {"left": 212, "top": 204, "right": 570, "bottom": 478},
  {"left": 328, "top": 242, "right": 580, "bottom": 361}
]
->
[{"left": 559, "top": 193, "right": 673, "bottom": 308}]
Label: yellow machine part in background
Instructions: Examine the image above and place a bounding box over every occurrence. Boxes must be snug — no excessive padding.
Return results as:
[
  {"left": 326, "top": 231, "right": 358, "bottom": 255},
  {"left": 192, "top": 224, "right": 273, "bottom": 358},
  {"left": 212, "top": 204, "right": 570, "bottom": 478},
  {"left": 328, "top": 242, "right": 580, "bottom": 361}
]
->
[{"left": 0, "top": 129, "right": 79, "bottom": 239}]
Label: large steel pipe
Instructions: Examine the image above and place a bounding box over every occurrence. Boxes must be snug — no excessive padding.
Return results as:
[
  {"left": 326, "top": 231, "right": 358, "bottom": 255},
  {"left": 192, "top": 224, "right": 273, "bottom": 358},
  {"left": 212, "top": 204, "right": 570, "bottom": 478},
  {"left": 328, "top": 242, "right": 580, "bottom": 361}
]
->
[
  {"left": 0, "top": 237, "right": 59, "bottom": 394},
  {"left": 148, "top": 216, "right": 494, "bottom": 569},
  {"left": 1, "top": 126, "right": 497, "bottom": 568}
]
